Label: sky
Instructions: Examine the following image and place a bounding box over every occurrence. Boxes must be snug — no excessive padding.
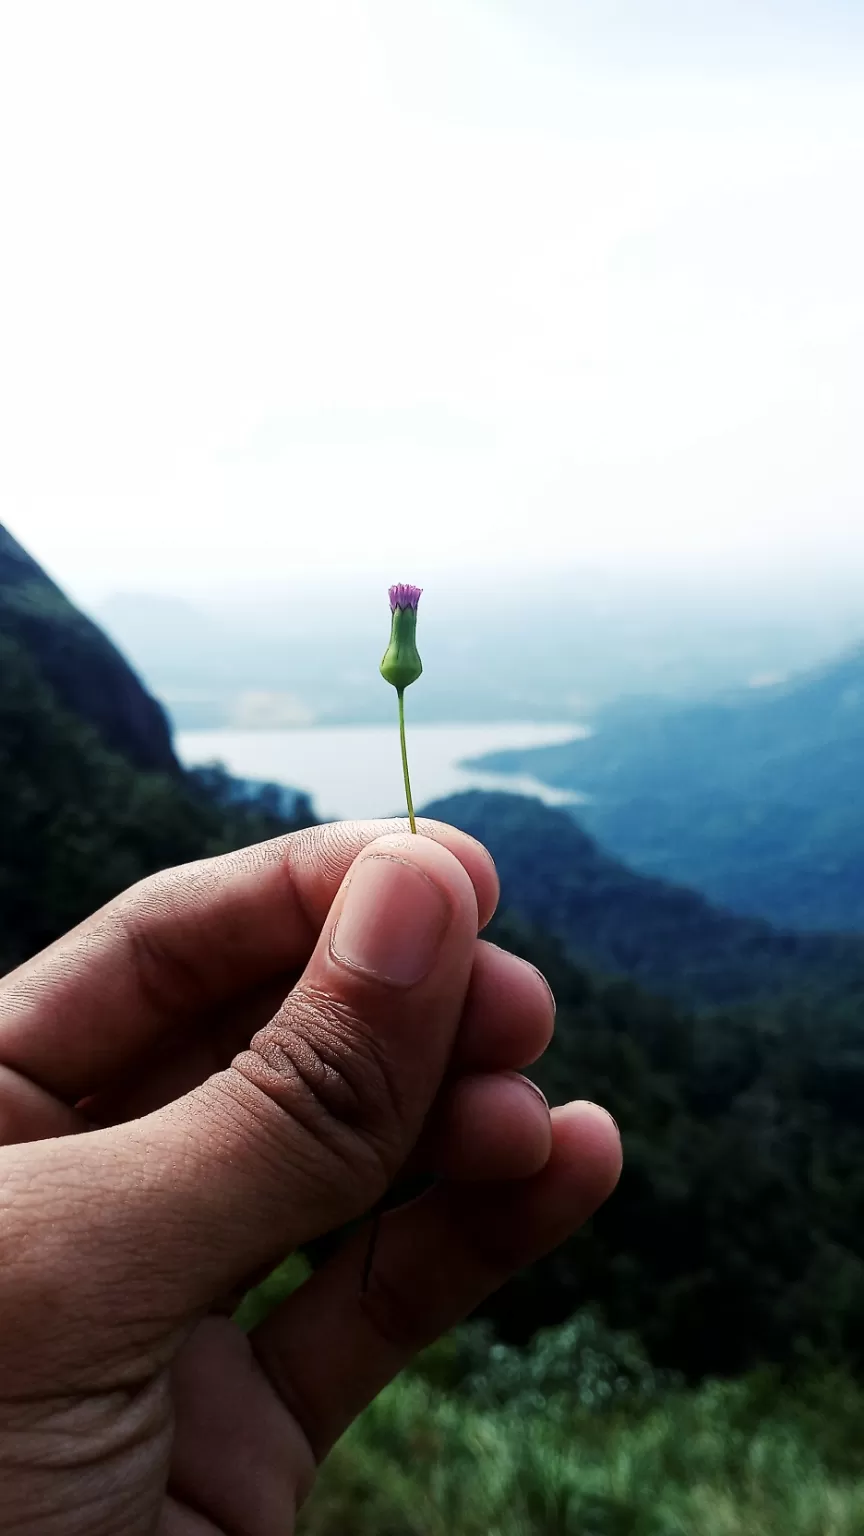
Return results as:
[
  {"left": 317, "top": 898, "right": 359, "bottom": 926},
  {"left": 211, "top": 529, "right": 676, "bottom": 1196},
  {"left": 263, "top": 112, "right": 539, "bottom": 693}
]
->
[{"left": 1, "top": 0, "right": 863, "bottom": 603}]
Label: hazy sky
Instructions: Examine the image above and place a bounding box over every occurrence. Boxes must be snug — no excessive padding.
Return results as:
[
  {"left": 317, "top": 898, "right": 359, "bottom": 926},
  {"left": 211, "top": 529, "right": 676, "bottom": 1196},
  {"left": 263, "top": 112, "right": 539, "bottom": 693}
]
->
[{"left": 1, "top": 1, "right": 863, "bottom": 601}]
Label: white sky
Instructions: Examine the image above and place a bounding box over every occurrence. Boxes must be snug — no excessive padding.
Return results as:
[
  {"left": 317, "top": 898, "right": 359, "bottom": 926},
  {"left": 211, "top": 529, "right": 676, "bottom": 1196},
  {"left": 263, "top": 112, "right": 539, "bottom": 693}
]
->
[{"left": 1, "top": 0, "right": 863, "bottom": 600}]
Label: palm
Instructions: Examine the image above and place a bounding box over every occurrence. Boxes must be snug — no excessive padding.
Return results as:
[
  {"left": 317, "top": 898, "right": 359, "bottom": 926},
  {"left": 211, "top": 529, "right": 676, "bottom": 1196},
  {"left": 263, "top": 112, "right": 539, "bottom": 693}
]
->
[
  {"left": 163, "top": 1316, "right": 315, "bottom": 1534},
  {"left": 79, "top": 1010, "right": 327, "bottom": 1533}
]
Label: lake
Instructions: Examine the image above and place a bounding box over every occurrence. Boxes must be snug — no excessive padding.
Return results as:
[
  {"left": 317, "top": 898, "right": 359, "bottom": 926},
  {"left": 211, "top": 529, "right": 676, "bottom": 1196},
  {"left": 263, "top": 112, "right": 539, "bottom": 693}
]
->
[{"left": 176, "top": 722, "right": 588, "bottom": 822}]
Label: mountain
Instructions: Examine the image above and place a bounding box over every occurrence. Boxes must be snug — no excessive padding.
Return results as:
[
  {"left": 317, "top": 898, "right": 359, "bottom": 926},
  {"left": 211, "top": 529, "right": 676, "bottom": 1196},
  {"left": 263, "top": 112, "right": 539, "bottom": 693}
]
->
[
  {"left": 423, "top": 791, "right": 864, "bottom": 1008},
  {"left": 0, "top": 524, "right": 177, "bottom": 771},
  {"left": 0, "top": 528, "right": 314, "bottom": 972},
  {"left": 467, "top": 646, "right": 864, "bottom": 932}
]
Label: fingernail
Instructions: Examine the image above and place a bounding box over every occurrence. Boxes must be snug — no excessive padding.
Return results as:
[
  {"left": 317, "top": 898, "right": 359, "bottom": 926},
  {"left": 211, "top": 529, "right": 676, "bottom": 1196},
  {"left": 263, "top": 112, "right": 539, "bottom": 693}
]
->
[
  {"left": 525, "top": 961, "right": 556, "bottom": 1018},
  {"left": 595, "top": 1104, "right": 619, "bottom": 1134},
  {"left": 517, "top": 1075, "right": 549, "bottom": 1111},
  {"left": 331, "top": 856, "right": 450, "bottom": 987}
]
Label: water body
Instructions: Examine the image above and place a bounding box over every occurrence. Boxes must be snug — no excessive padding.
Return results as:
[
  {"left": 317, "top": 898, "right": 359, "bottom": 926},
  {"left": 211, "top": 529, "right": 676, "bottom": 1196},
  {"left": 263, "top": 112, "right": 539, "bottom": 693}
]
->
[{"left": 177, "top": 722, "right": 588, "bottom": 822}]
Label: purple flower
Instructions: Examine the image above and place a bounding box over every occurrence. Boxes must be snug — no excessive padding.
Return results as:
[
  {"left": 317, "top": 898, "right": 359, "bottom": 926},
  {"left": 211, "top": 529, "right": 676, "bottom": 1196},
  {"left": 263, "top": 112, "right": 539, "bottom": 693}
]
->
[
  {"left": 389, "top": 583, "right": 423, "bottom": 612},
  {"left": 381, "top": 584, "right": 423, "bottom": 690}
]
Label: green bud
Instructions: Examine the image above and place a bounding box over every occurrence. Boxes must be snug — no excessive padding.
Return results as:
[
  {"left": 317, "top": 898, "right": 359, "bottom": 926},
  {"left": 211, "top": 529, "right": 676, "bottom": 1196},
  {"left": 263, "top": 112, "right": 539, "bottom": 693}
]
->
[{"left": 380, "top": 586, "right": 423, "bottom": 690}]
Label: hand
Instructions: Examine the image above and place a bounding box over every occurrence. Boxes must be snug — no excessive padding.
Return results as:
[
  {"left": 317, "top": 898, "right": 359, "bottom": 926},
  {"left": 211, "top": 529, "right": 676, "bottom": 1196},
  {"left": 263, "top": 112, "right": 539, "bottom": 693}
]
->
[{"left": 0, "top": 819, "right": 621, "bottom": 1535}]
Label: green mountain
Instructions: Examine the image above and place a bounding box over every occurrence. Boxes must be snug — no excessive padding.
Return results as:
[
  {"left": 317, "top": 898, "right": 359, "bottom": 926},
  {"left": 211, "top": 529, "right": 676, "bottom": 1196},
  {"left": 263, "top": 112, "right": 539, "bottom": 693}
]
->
[
  {"left": 468, "top": 646, "right": 864, "bottom": 932},
  {"left": 0, "top": 524, "right": 177, "bottom": 772},
  {"left": 0, "top": 528, "right": 313, "bottom": 973},
  {"left": 423, "top": 790, "right": 864, "bottom": 1008}
]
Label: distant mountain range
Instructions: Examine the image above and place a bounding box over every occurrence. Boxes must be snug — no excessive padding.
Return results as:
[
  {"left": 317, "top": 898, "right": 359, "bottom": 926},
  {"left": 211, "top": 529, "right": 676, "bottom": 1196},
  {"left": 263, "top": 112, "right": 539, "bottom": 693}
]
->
[
  {"left": 469, "top": 647, "right": 864, "bottom": 933},
  {"left": 90, "top": 568, "right": 864, "bottom": 732},
  {"left": 424, "top": 791, "right": 864, "bottom": 1009}
]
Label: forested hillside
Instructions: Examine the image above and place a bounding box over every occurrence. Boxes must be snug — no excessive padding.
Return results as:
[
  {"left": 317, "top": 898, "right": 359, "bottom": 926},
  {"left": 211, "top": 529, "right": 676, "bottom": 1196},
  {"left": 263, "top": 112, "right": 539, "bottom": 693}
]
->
[
  {"left": 0, "top": 528, "right": 314, "bottom": 973},
  {"left": 0, "top": 523, "right": 178, "bottom": 772},
  {"left": 425, "top": 790, "right": 864, "bottom": 1008},
  {"left": 0, "top": 631, "right": 315, "bottom": 972},
  {"left": 480, "top": 913, "right": 864, "bottom": 1379},
  {"left": 470, "top": 645, "right": 864, "bottom": 931}
]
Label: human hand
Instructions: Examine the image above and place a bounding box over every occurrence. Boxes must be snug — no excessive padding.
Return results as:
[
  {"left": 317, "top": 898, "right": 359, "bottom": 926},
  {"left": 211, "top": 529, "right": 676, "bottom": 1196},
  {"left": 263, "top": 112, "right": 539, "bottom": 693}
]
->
[{"left": 0, "top": 819, "right": 621, "bottom": 1534}]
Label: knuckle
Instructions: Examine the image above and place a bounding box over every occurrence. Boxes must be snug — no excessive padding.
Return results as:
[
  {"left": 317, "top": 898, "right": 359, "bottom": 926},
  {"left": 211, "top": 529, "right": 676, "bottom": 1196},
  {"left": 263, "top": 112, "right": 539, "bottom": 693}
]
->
[
  {"left": 230, "top": 985, "right": 406, "bottom": 1185},
  {"left": 111, "top": 859, "right": 234, "bottom": 1017},
  {"left": 110, "top": 869, "right": 206, "bottom": 1012}
]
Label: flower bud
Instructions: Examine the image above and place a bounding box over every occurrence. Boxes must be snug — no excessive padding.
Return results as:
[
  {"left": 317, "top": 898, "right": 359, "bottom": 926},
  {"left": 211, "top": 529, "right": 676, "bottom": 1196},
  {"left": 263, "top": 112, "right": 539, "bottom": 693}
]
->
[{"left": 380, "top": 584, "right": 423, "bottom": 691}]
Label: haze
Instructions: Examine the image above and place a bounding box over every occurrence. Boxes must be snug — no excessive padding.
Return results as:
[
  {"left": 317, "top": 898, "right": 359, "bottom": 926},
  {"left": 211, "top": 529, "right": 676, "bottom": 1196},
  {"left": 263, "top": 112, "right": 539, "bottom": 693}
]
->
[{"left": 1, "top": 0, "right": 863, "bottom": 607}]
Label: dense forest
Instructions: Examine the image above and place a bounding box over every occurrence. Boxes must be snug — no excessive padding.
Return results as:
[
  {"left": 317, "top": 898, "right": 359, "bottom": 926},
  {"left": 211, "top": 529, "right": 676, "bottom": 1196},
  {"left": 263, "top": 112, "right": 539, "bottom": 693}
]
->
[
  {"left": 0, "top": 626, "right": 314, "bottom": 972},
  {"left": 482, "top": 915, "right": 864, "bottom": 1379},
  {"left": 1, "top": 524, "right": 308, "bottom": 967},
  {"left": 5, "top": 521, "right": 864, "bottom": 1531}
]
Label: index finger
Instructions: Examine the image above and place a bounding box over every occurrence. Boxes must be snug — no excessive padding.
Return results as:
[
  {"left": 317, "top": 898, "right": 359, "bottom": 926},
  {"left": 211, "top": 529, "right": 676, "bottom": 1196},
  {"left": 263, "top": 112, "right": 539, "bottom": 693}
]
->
[{"left": 0, "top": 818, "right": 498, "bottom": 1102}]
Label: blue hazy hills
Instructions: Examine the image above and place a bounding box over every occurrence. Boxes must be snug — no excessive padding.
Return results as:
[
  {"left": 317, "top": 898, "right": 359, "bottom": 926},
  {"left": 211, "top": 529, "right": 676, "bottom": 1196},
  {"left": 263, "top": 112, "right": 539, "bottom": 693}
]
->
[{"left": 470, "top": 646, "right": 864, "bottom": 934}]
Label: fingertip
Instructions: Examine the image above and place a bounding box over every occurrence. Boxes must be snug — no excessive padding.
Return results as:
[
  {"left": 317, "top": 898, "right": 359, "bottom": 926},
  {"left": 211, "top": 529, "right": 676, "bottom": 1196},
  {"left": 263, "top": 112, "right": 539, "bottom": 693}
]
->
[
  {"left": 414, "top": 820, "right": 499, "bottom": 930},
  {"left": 424, "top": 1070, "right": 552, "bottom": 1182},
  {"left": 288, "top": 817, "right": 498, "bottom": 935},
  {"left": 456, "top": 943, "right": 555, "bottom": 1070},
  {"left": 443, "top": 1097, "right": 622, "bottom": 1271},
  {"left": 551, "top": 1100, "right": 623, "bottom": 1199}
]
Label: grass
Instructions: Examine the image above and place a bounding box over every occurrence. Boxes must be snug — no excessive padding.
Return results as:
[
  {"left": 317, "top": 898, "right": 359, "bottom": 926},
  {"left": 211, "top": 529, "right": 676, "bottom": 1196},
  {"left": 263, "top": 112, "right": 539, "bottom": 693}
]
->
[
  {"left": 299, "top": 1358, "right": 864, "bottom": 1535},
  {"left": 298, "top": 1370, "right": 864, "bottom": 1536},
  {"left": 237, "top": 1263, "right": 864, "bottom": 1535}
]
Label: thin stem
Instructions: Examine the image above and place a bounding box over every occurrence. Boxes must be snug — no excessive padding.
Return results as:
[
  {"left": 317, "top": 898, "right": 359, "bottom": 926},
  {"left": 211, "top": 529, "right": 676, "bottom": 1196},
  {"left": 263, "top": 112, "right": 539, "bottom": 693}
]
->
[
  {"left": 361, "top": 686, "right": 417, "bottom": 1293},
  {"left": 398, "top": 687, "right": 417, "bottom": 834}
]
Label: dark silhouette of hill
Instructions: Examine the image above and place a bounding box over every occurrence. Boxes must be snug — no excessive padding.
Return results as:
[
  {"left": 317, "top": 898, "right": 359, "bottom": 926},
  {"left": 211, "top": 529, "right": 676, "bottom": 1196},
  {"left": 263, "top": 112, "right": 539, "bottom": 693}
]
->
[
  {"left": 0, "top": 528, "right": 314, "bottom": 973},
  {"left": 0, "top": 523, "right": 177, "bottom": 771}
]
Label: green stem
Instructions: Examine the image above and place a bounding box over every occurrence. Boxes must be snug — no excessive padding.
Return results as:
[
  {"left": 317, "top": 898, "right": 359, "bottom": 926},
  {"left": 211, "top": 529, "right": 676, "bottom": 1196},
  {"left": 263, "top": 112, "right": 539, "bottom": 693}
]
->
[
  {"left": 361, "top": 686, "right": 417, "bottom": 1294},
  {"left": 398, "top": 687, "right": 417, "bottom": 834}
]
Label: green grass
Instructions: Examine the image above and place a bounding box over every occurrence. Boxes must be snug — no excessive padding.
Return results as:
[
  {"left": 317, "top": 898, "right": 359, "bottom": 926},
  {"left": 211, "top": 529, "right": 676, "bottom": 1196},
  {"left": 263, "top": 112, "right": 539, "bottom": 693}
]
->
[
  {"left": 233, "top": 1264, "right": 864, "bottom": 1535},
  {"left": 299, "top": 1360, "right": 864, "bottom": 1536}
]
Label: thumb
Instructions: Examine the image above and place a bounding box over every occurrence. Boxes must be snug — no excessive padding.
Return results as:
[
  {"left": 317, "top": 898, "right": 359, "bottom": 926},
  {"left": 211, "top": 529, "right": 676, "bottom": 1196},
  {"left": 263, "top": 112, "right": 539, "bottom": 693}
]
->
[{"left": 78, "top": 833, "right": 480, "bottom": 1314}]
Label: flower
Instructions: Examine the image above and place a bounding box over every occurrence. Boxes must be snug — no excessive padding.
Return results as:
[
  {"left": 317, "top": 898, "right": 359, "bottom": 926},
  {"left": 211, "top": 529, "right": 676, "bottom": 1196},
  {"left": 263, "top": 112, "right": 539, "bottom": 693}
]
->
[
  {"left": 380, "top": 583, "right": 423, "bottom": 690},
  {"left": 388, "top": 583, "right": 423, "bottom": 612}
]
